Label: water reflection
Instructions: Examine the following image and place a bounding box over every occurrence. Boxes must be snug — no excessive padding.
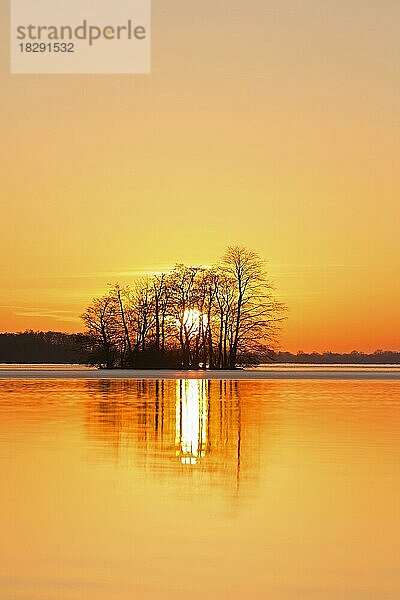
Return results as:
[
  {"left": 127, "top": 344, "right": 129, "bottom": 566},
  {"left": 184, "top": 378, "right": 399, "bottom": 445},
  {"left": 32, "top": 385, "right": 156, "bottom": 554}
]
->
[
  {"left": 1, "top": 379, "right": 400, "bottom": 600},
  {"left": 176, "top": 380, "right": 208, "bottom": 464},
  {"left": 85, "top": 379, "right": 257, "bottom": 496}
]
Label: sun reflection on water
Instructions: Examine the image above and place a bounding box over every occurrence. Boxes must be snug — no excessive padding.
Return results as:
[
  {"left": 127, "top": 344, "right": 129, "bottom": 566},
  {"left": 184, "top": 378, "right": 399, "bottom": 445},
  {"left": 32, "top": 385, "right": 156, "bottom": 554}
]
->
[
  {"left": 175, "top": 380, "right": 208, "bottom": 464},
  {"left": 1, "top": 380, "right": 400, "bottom": 599},
  {"left": 81, "top": 379, "right": 263, "bottom": 498}
]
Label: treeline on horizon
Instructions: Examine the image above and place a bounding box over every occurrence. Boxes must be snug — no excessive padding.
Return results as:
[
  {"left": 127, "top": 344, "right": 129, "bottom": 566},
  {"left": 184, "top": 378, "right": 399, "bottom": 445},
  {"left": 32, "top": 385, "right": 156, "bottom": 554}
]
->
[
  {"left": 0, "top": 331, "right": 88, "bottom": 364},
  {"left": 0, "top": 331, "right": 399, "bottom": 365},
  {"left": 275, "top": 350, "right": 400, "bottom": 364}
]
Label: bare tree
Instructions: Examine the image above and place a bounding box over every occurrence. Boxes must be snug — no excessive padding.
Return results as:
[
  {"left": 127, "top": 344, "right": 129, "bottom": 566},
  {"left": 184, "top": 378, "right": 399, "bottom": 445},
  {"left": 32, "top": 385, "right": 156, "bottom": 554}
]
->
[
  {"left": 214, "top": 272, "right": 236, "bottom": 369},
  {"left": 130, "top": 278, "right": 155, "bottom": 354},
  {"left": 168, "top": 264, "right": 203, "bottom": 368},
  {"left": 81, "top": 294, "right": 119, "bottom": 368},
  {"left": 219, "top": 246, "right": 283, "bottom": 368},
  {"left": 109, "top": 284, "right": 133, "bottom": 367},
  {"left": 153, "top": 274, "right": 171, "bottom": 354}
]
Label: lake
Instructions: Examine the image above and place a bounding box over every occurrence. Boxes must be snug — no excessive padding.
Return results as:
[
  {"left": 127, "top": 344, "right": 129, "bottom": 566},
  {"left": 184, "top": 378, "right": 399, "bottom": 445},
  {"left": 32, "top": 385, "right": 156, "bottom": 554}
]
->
[{"left": 1, "top": 376, "right": 399, "bottom": 599}]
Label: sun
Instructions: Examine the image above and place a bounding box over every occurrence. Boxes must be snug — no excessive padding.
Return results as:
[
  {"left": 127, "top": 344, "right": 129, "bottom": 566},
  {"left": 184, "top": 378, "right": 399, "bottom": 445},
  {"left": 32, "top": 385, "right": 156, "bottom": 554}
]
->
[{"left": 182, "top": 308, "right": 207, "bottom": 334}]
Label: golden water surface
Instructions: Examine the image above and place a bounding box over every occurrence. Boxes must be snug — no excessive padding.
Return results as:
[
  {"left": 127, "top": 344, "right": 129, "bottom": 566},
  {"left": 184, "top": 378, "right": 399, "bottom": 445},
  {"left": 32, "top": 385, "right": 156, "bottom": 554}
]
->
[{"left": 0, "top": 379, "right": 399, "bottom": 599}]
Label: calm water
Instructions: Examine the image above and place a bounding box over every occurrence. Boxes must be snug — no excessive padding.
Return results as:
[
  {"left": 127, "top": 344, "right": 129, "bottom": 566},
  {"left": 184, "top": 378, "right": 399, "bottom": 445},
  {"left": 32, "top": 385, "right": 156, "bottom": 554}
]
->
[{"left": 1, "top": 378, "right": 399, "bottom": 599}]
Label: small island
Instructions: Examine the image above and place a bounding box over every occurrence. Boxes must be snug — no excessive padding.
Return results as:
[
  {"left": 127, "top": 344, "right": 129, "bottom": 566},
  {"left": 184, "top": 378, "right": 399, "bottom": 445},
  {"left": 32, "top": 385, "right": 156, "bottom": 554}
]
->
[{"left": 81, "top": 245, "right": 284, "bottom": 370}]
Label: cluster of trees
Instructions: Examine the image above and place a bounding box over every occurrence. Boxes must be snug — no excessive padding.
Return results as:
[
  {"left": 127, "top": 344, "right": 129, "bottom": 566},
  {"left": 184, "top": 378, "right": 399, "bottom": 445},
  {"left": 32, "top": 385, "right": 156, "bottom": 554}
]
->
[
  {"left": 0, "top": 331, "right": 88, "bottom": 364},
  {"left": 81, "top": 246, "right": 284, "bottom": 370}
]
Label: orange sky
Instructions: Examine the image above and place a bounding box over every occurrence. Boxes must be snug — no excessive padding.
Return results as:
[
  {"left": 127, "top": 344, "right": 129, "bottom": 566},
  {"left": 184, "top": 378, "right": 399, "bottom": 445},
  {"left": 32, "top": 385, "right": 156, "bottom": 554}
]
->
[{"left": 1, "top": 0, "right": 399, "bottom": 352}]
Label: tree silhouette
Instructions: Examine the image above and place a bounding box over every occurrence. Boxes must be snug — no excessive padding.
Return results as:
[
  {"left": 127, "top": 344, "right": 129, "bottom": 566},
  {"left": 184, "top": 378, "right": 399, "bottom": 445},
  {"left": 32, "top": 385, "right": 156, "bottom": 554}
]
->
[{"left": 81, "top": 246, "right": 285, "bottom": 369}]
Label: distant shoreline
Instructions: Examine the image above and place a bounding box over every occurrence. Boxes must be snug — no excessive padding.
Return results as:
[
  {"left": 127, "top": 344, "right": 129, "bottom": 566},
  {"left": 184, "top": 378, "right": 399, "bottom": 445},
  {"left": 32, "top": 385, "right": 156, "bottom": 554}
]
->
[{"left": 0, "top": 366, "right": 400, "bottom": 381}]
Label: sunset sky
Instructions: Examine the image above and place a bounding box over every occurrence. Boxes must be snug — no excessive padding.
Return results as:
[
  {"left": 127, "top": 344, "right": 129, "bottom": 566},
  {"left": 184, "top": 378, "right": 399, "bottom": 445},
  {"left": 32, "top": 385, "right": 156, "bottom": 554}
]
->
[{"left": 1, "top": 0, "right": 399, "bottom": 352}]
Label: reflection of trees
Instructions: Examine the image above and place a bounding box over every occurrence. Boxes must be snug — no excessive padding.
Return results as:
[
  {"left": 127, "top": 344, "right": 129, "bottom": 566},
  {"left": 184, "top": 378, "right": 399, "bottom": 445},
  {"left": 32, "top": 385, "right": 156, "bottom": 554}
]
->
[{"left": 84, "top": 379, "right": 263, "bottom": 495}]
